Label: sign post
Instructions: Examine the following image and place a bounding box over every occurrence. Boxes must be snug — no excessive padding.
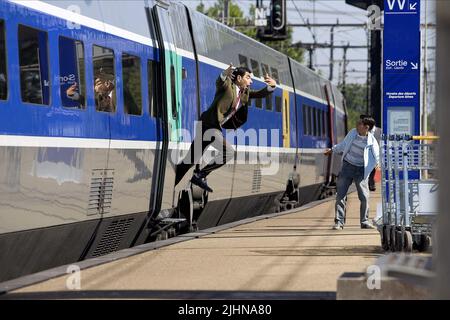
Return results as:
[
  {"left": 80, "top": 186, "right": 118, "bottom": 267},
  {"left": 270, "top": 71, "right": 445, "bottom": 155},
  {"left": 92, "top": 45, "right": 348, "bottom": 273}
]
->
[{"left": 383, "top": 0, "right": 421, "bottom": 136}]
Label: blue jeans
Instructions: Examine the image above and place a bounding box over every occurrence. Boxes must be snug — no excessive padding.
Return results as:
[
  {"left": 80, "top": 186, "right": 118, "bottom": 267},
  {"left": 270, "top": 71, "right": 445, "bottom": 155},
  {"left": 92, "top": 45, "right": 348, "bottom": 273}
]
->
[{"left": 335, "top": 161, "right": 370, "bottom": 226}]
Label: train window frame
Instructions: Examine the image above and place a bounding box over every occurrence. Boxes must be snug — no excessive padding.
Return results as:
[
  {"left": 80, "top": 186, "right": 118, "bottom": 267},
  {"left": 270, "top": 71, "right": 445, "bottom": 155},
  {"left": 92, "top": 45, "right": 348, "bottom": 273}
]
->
[
  {"left": 275, "top": 95, "right": 282, "bottom": 113},
  {"left": 92, "top": 44, "right": 116, "bottom": 113},
  {"left": 0, "top": 19, "right": 8, "bottom": 101},
  {"left": 307, "top": 106, "right": 313, "bottom": 136},
  {"left": 238, "top": 54, "right": 249, "bottom": 68},
  {"left": 250, "top": 59, "right": 260, "bottom": 78},
  {"left": 121, "top": 52, "right": 143, "bottom": 116},
  {"left": 170, "top": 64, "right": 177, "bottom": 119},
  {"left": 265, "top": 94, "right": 273, "bottom": 111},
  {"left": 250, "top": 59, "right": 263, "bottom": 108},
  {"left": 58, "top": 36, "right": 86, "bottom": 110},
  {"left": 18, "top": 24, "right": 51, "bottom": 106},
  {"left": 255, "top": 96, "right": 262, "bottom": 109},
  {"left": 313, "top": 108, "right": 319, "bottom": 136},
  {"left": 302, "top": 104, "right": 307, "bottom": 136},
  {"left": 318, "top": 109, "right": 323, "bottom": 137},
  {"left": 270, "top": 67, "right": 279, "bottom": 82},
  {"left": 147, "top": 59, "right": 156, "bottom": 118},
  {"left": 261, "top": 63, "right": 270, "bottom": 77},
  {"left": 321, "top": 110, "right": 326, "bottom": 137}
]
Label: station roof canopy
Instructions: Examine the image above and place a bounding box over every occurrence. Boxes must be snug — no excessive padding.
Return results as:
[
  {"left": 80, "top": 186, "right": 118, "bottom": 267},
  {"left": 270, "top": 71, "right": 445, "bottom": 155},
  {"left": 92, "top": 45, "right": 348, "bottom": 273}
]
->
[{"left": 345, "top": 0, "right": 384, "bottom": 11}]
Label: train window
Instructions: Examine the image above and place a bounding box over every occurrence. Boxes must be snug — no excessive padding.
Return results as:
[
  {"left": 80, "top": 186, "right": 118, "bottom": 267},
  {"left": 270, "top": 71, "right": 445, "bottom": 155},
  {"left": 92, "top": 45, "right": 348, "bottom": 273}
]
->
[
  {"left": 250, "top": 60, "right": 263, "bottom": 108},
  {"left": 238, "top": 54, "right": 249, "bottom": 68},
  {"left": 18, "top": 25, "right": 50, "bottom": 105},
  {"left": 0, "top": 20, "right": 7, "bottom": 100},
  {"left": 255, "top": 96, "right": 262, "bottom": 109},
  {"left": 93, "top": 45, "right": 116, "bottom": 112},
  {"left": 148, "top": 60, "right": 156, "bottom": 117},
  {"left": 261, "top": 63, "right": 270, "bottom": 77},
  {"left": 122, "top": 53, "right": 142, "bottom": 116},
  {"left": 302, "top": 105, "right": 308, "bottom": 135},
  {"left": 322, "top": 110, "right": 326, "bottom": 137},
  {"left": 314, "top": 108, "right": 319, "bottom": 136},
  {"left": 170, "top": 65, "right": 177, "bottom": 119},
  {"left": 307, "top": 106, "right": 313, "bottom": 135},
  {"left": 265, "top": 95, "right": 272, "bottom": 111},
  {"left": 324, "top": 111, "right": 328, "bottom": 136},
  {"left": 275, "top": 96, "right": 282, "bottom": 113},
  {"left": 318, "top": 109, "right": 323, "bottom": 137},
  {"left": 270, "top": 67, "right": 279, "bottom": 82},
  {"left": 59, "top": 37, "right": 85, "bottom": 109},
  {"left": 250, "top": 59, "right": 260, "bottom": 77}
]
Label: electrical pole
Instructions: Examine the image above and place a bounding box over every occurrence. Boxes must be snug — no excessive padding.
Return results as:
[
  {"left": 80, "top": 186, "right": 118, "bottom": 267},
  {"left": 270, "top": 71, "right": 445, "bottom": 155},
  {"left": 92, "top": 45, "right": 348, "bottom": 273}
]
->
[
  {"left": 342, "top": 44, "right": 349, "bottom": 98},
  {"left": 422, "top": 0, "right": 428, "bottom": 136},
  {"left": 436, "top": 0, "right": 450, "bottom": 299},
  {"left": 329, "top": 23, "right": 335, "bottom": 81},
  {"left": 223, "top": 0, "right": 229, "bottom": 25},
  {"left": 366, "top": 29, "right": 370, "bottom": 115}
]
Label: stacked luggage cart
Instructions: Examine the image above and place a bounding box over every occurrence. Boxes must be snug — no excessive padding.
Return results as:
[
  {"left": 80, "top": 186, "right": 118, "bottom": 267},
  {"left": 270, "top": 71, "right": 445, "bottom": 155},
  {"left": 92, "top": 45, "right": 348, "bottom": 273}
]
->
[{"left": 379, "top": 135, "right": 439, "bottom": 252}]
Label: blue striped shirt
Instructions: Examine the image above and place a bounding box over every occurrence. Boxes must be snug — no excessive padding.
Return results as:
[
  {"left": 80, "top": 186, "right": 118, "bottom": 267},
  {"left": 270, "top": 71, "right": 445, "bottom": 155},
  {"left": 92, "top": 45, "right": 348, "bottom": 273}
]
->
[{"left": 344, "top": 134, "right": 367, "bottom": 167}]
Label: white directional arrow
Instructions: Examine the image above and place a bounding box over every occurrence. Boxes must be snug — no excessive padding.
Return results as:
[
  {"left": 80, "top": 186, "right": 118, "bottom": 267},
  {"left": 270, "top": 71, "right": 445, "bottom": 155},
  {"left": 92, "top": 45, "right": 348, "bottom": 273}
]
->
[
  {"left": 410, "top": 2, "right": 417, "bottom": 10},
  {"left": 411, "top": 62, "right": 418, "bottom": 70}
]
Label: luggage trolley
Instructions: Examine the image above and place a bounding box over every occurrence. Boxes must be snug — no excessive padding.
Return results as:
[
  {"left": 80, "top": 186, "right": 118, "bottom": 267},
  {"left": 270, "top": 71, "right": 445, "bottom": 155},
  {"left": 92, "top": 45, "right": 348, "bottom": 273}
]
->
[{"left": 380, "top": 135, "right": 439, "bottom": 252}]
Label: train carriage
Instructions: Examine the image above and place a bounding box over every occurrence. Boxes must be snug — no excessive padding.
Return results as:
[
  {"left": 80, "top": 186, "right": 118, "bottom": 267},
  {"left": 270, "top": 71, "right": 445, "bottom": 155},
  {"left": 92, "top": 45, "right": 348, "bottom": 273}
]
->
[{"left": 0, "top": 0, "right": 347, "bottom": 282}]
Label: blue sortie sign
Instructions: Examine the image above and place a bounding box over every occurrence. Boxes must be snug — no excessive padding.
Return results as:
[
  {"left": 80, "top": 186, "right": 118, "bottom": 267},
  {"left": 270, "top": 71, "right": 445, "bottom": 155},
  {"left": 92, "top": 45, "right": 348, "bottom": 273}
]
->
[{"left": 383, "top": 0, "right": 420, "bottom": 136}]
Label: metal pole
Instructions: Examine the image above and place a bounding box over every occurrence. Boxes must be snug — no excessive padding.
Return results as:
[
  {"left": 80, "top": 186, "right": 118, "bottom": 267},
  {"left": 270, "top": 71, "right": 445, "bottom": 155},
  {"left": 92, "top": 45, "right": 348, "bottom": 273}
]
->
[
  {"left": 435, "top": 0, "right": 450, "bottom": 299},
  {"left": 342, "top": 44, "right": 348, "bottom": 97},
  {"left": 422, "top": 0, "right": 428, "bottom": 136},
  {"left": 329, "top": 24, "right": 335, "bottom": 81},
  {"left": 223, "top": 0, "right": 229, "bottom": 25},
  {"left": 366, "top": 29, "right": 371, "bottom": 115}
]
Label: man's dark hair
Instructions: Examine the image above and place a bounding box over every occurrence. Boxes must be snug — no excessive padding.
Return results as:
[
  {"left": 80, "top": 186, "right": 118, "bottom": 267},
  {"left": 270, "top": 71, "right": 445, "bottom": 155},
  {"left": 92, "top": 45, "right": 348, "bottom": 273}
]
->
[
  {"left": 359, "top": 114, "right": 376, "bottom": 131},
  {"left": 232, "top": 66, "right": 252, "bottom": 82}
]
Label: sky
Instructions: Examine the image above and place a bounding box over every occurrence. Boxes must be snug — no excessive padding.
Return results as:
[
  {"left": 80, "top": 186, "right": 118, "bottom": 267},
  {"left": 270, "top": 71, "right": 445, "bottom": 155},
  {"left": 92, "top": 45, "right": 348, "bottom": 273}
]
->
[{"left": 179, "top": 0, "right": 436, "bottom": 90}]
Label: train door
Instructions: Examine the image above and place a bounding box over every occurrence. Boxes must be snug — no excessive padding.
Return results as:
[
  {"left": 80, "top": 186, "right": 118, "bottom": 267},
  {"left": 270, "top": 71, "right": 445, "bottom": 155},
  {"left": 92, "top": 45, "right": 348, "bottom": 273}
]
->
[
  {"left": 151, "top": 3, "right": 183, "bottom": 215},
  {"left": 324, "top": 83, "right": 336, "bottom": 185},
  {"left": 154, "top": 6, "right": 182, "bottom": 140},
  {"left": 282, "top": 89, "right": 290, "bottom": 148}
]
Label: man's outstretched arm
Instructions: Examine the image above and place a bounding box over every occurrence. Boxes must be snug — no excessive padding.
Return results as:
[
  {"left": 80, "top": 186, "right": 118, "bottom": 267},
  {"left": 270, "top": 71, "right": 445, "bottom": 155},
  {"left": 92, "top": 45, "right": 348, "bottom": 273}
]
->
[
  {"left": 216, "top": 63, "right": 235, "bottom": 91},
  {"left": 249, "top": 73, "right": 276, "bottom": 98}
]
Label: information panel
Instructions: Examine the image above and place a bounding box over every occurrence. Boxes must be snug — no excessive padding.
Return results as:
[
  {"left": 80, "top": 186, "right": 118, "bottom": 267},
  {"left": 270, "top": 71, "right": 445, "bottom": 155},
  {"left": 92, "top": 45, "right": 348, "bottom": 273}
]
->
[{"left": 383, "top": 0, "right": 420, "bottom": 136}]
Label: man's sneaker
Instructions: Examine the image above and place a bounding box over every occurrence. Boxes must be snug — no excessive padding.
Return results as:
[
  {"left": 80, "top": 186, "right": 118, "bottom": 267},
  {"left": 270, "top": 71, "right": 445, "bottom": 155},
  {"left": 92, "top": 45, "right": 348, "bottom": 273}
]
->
[
  {"left": 361, "top": 222, "right": 375, "bottom": 229},
  {"left": 332, "top": 223, "right": 344, "bottom": 230},
  {"left": 369, "top": 185, "right": 376, "bottom": 192},
  {"left": 191, "top": 171, "right": 213, "bottom": 193}
]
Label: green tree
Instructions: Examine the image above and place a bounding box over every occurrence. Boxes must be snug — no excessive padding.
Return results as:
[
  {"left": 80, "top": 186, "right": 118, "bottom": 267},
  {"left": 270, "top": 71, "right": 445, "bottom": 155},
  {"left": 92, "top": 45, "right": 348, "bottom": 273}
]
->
[
  {"left": 339, "top": 83, "right": 369, "bottom": 128},
  {"left": 196, "top": 1, "right": 304, "bottom": 63}
]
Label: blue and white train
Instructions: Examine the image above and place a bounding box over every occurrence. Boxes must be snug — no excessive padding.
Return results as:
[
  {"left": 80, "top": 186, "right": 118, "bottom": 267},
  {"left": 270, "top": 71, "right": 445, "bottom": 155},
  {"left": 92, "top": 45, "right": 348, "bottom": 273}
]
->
[{"left": 0, "top": 0, "right": 348, "bottom": 282}]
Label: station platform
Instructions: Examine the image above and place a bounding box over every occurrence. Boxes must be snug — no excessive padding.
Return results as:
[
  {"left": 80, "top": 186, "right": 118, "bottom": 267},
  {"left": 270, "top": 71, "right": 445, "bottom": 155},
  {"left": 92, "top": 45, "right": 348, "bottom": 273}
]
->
[{"left": 0, "top": 188, "right": 383, "bottom": 300}]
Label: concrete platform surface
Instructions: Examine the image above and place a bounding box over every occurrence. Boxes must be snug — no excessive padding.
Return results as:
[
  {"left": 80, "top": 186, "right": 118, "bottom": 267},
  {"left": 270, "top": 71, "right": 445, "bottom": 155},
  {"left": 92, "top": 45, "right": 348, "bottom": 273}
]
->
[{"left": 9, "top": 189, "right": 383, "bottom": 297}]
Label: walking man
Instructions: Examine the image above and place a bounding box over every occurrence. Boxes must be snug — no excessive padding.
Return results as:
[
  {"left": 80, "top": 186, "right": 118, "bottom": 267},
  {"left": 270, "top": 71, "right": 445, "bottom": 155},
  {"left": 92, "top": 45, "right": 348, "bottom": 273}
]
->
[{"left": 324, "top": 116, "right": 380, "bottom": 230}]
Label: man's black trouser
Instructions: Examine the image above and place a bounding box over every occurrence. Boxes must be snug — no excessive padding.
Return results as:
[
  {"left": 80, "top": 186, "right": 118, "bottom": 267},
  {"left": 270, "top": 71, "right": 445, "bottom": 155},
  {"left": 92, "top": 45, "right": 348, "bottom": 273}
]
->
[
  {"left": 174, "top": 121, "right": 235, "bottom": 186},
  {"left": 368, "top": 167, "right": 376, "bottom": 188}
]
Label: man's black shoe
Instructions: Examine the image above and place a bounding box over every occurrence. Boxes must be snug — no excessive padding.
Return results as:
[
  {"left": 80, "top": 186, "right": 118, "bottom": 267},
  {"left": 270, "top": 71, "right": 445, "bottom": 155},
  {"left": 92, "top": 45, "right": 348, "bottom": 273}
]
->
[
  {"left": 369, "top": 185, "right": 376, "bottom": 192},
  {"left": 361, "top": 222, "right": 375, "bottom": 229},
  {"left": 191, "top": 172, "right": 213, "bottom": 193}
]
